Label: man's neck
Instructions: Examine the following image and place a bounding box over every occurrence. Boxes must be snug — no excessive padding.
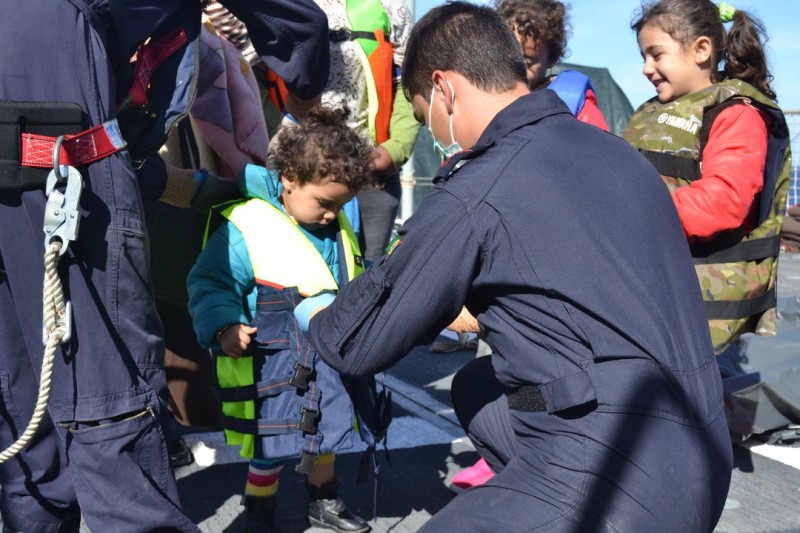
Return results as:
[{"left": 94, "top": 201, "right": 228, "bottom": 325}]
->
[{"left": 448, "top": 73, "right": 530, "bottom": 148}]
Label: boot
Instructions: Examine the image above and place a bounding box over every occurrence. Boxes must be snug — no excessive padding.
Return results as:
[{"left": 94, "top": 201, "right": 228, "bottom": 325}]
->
[
  {"left": 242, "top": 494, "right": 281, "bottom": 533},
  {"left": 306, "top": 479, "right": 371, "bottom": 533}
]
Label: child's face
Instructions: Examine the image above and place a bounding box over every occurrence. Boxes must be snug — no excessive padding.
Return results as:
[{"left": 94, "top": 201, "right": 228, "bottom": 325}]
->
[
  {"left": 515, "top": 29, "right": 552, "bottom": 90},
  {"left": 280, "top": 175, "right": 357, "bottom": 230},
  {"left": 637, "top": 23, "right": 713, "bottom": 103}
]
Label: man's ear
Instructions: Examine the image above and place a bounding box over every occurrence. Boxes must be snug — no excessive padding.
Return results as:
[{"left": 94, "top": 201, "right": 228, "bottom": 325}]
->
[
  {"left": 430, "top": 70, "right": 445, "bottom": 98},
  {"left": 431, "top": 71, "right": 456, "bottom": 114},
  {"left": 430, "top": 71, "right": 454, "bottom": 108}
]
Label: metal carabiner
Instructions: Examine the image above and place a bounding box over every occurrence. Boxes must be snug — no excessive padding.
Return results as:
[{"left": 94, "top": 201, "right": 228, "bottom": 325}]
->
[
  {"left": 43, "top": 136, "right": 83, "bottom": 255},
  {"left": 52, "top": 135, "right": 66, "bottom": 182}
]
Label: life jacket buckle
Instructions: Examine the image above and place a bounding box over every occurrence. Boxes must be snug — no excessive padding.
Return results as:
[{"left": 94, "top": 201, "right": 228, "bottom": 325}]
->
[
  {"left": 297, "top": 406, "right": 320, "bottom": 434},
  {"left": 289, "top": 362, "right": 314, "bottom": 392},
  {"left": 329, "top": 28, "right": 354, "bottom": 42},
  {"left": 295, "top": 450, "right": 316, "bottom": 474}
]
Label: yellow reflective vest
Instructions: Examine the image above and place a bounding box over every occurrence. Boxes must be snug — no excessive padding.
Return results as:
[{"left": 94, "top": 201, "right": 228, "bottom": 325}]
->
[{"left": 215, "top": 198, "right": 363, "bottom": 459}]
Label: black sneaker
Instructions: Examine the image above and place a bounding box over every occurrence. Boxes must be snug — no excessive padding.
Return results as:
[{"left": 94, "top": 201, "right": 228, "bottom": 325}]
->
[
  {"left": 169, "top": 438, "right": 194, "bottom": 468},
  {"left": 307, "top": 479, "right": 370, "bottom": 533}
]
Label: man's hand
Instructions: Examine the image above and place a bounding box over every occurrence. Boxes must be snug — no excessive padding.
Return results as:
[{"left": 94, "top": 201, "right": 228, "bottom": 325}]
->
[
  {"left": 218, "top": 323, "right": 257, "bottom": 358},
  {"left": 159, "top": 165, "right": 199, "bottom": 208},
  {"left": 160, "top": 166, "right": 242, "bottom": 213}
]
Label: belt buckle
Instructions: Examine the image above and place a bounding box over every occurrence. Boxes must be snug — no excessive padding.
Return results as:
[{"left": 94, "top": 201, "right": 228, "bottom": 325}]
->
[{"left": 329, "top": 28, "right": 352, "bottom": 42}]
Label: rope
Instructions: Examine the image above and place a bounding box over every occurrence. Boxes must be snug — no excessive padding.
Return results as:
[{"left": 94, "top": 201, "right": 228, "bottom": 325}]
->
[{"left": 0, "top": 242, "right": 65, "bottom": 463}]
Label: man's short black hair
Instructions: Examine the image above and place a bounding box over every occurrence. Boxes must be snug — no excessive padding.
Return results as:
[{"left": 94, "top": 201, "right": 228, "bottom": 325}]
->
[{"left": 402, "top": 1, "right": 527, "bottom": 102}]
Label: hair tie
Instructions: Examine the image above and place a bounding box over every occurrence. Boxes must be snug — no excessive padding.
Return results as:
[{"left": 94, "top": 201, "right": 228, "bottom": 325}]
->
[{"left": 718, "top": 2, "right": 736, "bottom": 23}]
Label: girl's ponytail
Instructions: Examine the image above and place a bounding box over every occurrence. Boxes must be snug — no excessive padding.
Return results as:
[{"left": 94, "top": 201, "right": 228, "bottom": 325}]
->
[
  {"left": 632, "top": 1, "right": 777, "bottom": 101},
  {"left": 723, "top": 9, "right": 776, "bottom": 100}
]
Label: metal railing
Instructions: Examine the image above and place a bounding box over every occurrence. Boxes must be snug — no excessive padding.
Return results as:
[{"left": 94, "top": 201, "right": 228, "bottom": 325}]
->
[{"left": 787, "top": 110, "right": 799, "bottom": 209}]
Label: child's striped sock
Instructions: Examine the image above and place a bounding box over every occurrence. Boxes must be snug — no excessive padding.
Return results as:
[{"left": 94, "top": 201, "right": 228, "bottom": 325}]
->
[{"left": 245, "top": 458, "right": 284, "bottom": 497}]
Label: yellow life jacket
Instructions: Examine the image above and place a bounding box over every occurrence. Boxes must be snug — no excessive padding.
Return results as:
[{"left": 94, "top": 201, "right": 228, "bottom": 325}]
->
[
  {"left": 215, "top": 198, "right": 363, "bottom": 459},
  {"left": 225, "top": 197, "right": 362, "bottom": 296}
]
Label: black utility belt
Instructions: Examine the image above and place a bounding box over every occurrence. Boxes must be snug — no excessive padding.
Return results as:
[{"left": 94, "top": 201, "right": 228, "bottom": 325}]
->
[
  {"left": 506, "top": 384, "right": 546, "bottom": 412},
  {"left": 0, "top": 100, "right": 83, "bottom": 191}
]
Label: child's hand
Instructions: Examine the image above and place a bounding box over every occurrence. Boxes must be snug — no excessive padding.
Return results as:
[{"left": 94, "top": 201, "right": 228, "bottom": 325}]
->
[
  {"left": 294, "top": 293, "right": 336, "bottom": 332},
  {"left": 219, "top": 324, "right": 257, "bottom": 358}
]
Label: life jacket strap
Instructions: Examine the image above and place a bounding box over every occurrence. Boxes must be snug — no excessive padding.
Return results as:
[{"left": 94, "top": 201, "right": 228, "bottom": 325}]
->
[
  {"left": 220, "top": 415, "right": 300, "bottom": 436},
  {"left": 639, "top": 149, "right": 701, "bottom": 182},
  {"left": 329, "top": 28, "right": 378, "bottom": 42},
  {"left": 214, "top": 378, "right": 297, "bottom": 403},
  {"left": 704, "top": 287, "right": 776, "bottom": 320}
]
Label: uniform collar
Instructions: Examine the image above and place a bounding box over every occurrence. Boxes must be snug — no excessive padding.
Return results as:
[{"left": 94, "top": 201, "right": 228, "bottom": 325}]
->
[{"left": 434, "top": 90, "right": 571, "bottom": 183}]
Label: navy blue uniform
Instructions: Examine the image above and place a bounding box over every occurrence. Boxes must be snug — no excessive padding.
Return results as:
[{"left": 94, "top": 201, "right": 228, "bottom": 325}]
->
[
  {"left": 0, "top": 0, "right": 327, "bottom": 531},
  {"left": 310, "top": 90, "right": 733, "bottom": 531}
]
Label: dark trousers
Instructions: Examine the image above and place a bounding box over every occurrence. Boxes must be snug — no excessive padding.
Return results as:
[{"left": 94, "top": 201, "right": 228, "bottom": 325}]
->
[
  {"left": 357, "top": 173, "right": 401, "bottom": 263},
  {"left": 0, "top": 1, "right": 196, "bottom": 530},
  {"left": 434, "top": 356, "right": 733, "bottom": 532}
]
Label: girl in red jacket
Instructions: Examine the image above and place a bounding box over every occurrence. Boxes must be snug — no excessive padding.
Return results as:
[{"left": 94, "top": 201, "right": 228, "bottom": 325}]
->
[{"left": 625, "top": 0, "right": 791, "bottom": 354}]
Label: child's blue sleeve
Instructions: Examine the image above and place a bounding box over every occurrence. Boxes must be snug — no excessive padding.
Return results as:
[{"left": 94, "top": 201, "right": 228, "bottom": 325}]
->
[
  {"left": 186, "top": 222, "right": 256, "bottom": 349},
  {"left": 342, "top": 197, "right": 362, "bottom": 245}
]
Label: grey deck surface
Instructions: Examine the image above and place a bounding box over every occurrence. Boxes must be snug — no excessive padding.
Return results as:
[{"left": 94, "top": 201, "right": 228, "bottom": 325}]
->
[
  {"left": 171, "top": 252, "right": 800, "bottom": 533},
  {"left": 13, "top": 253, "right": 800, "bottom": 532}
]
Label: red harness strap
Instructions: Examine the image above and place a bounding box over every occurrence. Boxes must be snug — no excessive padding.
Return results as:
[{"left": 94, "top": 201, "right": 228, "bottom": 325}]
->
[
  {"left": 19, "top": 28, "right": 189, "bottom": 169},
  {"left": 21, "top": 119, "right": 127, "bottom": 168},
  {"left": 119, "top": 28, "right": 189, "bottom": 112}
]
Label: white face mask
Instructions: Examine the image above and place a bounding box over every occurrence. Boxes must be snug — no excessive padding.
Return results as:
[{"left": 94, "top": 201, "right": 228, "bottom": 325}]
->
[{"left": 428, "top": 81, "right": 462, "bottom": 161}]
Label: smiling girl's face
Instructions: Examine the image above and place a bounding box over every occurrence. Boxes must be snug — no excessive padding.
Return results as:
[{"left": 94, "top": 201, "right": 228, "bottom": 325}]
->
[{"left": 638, "top": 23, "right": 714, "bottom": 103}]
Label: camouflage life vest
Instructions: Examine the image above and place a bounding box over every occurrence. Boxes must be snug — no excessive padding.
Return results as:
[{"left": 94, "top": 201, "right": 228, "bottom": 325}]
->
[{"left": 624, "top": 80, "right": 792, "bottom": 353}]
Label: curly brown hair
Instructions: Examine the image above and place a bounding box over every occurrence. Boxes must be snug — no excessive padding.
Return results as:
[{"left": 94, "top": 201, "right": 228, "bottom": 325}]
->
[
  {"left": 268, "top": 106, "right": 375, "bottom": 189},
  {"left": 495, "top": 0, "right": 571, "bottom": 65}
]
